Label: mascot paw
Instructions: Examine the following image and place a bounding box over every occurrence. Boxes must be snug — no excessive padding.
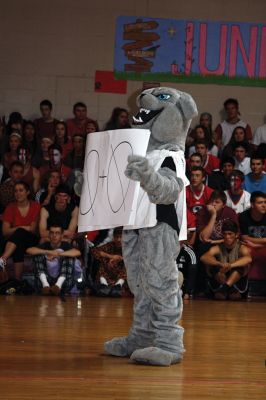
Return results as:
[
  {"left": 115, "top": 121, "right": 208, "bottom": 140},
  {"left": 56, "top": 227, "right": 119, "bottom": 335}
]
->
[
  {"left": 104, "top": 336, "right": 139, "bottom": 357},
  {"left": 130, "top": 347, "right": 183, "bottom": 366},
  {"left": 73, "top": 170, "right": 84, "bottom": 197},
  {"left": 125, "top": 155, "right": 149, "bottom": 182}
]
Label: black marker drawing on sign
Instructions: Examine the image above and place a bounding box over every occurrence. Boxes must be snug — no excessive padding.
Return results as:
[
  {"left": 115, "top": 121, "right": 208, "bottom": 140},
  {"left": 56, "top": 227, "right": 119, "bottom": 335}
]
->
[
  {"left": 80, "top": 141, "right": 133, "bottom": 216},
  {"left": 107, "top": 142, "right": 133, "bottom": 213},
  {"left": 80, "top": 150, "right": 100, "bottom": 216}
]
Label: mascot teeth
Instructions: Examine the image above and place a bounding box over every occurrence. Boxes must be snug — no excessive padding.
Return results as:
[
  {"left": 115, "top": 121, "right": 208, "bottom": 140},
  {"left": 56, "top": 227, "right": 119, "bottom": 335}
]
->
[
  {"left": 133, "top": 116, "right": 144, "bottom": 124},
  {"left": 140, "top": 108, "right": 151, "bottom": 114},
  {"left": 133, "top": 108, "right": 163, "bottom": 126}
]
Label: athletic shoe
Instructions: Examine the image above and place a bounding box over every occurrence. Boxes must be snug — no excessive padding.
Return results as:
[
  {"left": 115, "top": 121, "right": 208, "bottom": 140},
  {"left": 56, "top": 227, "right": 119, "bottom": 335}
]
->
[
  {"left": 50, "top": 285, "right": 61, "bottom": 296},
  {"left": 97, "top": 284, "right": 111, "bottom": 297},
  {"left": 42, "top": 287, "right": 51, "bottom": 296},
  {"left": 110, "top": 284, "right": 122, "bottom": 298},
  {"left": 214, "top": 283, "right": 230, "bottom": 300},
  {"left": 228, "top": 287, "right": 242, "bottom": 301}
]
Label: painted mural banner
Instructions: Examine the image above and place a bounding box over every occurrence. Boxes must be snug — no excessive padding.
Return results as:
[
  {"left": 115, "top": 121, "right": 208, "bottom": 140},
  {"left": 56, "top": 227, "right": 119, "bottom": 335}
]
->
[{"left": 114, "top": 16, "right": 266, "bottom": 87}]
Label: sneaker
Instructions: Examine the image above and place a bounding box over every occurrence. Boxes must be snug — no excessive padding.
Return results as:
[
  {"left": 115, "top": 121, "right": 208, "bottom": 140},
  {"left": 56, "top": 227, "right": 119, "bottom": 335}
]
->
[
  {"left": 214, "top": 283, "right": 230, "bottom": 300},
  {"left": 228, "top": 288, "right": 242, "bottom": 301},
  {"left": 97, "top": 284, "right": 111, "bottom": 297},
  {"left": 214, "top": 291, "right": 227, "bottom": 300},
  {"left": 0, "top": 257, "right": 7, "bottom": 269},
  {"left": 110, "top": 284, "right": 122, "bottom": 298},
  {"left": 50, "top": 285, "right": 61, "bottom": 296},
  {"left": 42, "top": 286, "right": 51, "bottom": 296},
  {"left": 183, "top": 293, "right": 194, "bottom": 300}
]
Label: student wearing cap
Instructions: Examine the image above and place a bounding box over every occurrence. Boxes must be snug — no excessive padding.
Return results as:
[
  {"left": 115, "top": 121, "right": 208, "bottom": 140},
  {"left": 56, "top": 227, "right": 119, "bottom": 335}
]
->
[{"left": 39, "top": 184, "right": 78, "bottom": 242}]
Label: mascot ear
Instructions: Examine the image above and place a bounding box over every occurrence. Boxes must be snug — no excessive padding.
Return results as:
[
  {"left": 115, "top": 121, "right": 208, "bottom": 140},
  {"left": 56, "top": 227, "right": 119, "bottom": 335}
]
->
[{"left": 178, "top": 92, "right": 198, "bottom": 120}]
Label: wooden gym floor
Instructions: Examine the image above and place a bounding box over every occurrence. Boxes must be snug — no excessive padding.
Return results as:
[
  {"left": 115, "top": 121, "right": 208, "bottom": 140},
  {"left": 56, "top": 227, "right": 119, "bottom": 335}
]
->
[{"left": 0, "top": 296, "right": 266, "bottom": 399}]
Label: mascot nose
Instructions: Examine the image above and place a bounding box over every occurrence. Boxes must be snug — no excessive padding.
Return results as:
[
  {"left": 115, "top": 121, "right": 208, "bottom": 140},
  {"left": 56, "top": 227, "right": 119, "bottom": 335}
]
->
[{"left": 140, "top": 94, "right": 145, "bottom": 99}]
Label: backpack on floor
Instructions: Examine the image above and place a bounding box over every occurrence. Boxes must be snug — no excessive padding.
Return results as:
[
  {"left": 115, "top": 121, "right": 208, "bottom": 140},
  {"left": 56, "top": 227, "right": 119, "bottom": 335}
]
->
[{"left": 0, "top": 279, "right": 35, "bottom": 295}]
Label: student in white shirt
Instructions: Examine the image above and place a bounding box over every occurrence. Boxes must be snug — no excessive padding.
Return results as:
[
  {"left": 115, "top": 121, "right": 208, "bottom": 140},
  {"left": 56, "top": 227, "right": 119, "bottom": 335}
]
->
[
  {"left": 233, "top": 142, "right": 251, "bottom": 175},
  {"left": 224, "top": 170, "right": 251, "bottom": 214}
]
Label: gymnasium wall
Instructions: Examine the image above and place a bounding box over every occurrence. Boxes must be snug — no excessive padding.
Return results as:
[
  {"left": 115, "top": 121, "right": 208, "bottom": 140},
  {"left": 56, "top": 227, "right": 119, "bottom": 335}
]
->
[{"left": 0, "top": 0, "right": 265, "bottom": 130}]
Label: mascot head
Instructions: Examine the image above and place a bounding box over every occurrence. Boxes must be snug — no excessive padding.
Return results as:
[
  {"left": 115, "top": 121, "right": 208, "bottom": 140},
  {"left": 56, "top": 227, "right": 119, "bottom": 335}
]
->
[{"left": 132, "top": 87, "right": 198, "bottom": 151}]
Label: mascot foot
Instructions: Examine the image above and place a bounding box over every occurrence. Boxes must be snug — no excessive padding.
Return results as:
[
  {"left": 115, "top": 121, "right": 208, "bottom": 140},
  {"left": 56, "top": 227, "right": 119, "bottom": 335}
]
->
[
  {"left": 104, "top": 336, "right": 141, "bottom": 357},
  {"left": 130, "top": 347, "right": 183, "bottom": 366}
]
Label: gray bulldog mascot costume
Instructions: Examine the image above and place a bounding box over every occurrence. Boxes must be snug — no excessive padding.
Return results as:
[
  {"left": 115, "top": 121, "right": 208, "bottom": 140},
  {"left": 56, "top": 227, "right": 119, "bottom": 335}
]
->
[{"left": 104, "top": 87, "right": 198, "bottom": 366}]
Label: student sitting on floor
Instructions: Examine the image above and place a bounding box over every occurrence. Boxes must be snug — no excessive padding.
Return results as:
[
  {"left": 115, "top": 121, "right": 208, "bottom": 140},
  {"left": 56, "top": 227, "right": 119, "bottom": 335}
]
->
[
  {"left": 0, "top": 181, "right": 40, "bottom": 280},
  {"left": 200, "top": 220, "right": 252, "bottom": 300},
  {"left": 90, "top": 227, "right": 127, "bottom": 297},
  {"left": 239, "top": 191, "right": 266, "bottom": 279},
  {"left": 27, "top": 224, "right": 81, "bottom": 295}
]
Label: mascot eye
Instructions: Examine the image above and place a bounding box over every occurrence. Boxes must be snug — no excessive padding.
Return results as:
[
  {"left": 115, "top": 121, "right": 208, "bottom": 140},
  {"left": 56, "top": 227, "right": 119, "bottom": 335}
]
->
[{"left": 156, "top": 94, "right": 171, "bottom": 101}]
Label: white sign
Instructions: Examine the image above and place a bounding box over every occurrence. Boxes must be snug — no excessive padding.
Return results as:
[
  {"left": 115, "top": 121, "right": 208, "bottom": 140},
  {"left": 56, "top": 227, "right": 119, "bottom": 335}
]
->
[{"left": 78, "top": 129, "right": 150, "bottom": 232}]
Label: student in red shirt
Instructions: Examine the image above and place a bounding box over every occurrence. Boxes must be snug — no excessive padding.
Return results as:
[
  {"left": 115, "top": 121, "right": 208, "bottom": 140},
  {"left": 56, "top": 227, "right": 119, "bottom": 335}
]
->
[
  {"left": 67, "top": 102, "right": 92, "bottom": 138},
  {"left": 195, "top": 140, "right": 220, "bottom": 175},
  {"left": 85, "top": 119, "right": 99, "bottom": 135},
  {"left": 186, "top": 152, "right": 203, "bottom": 180},
  {"left": 39, "top": 143, "right": 73, "bottom": 186},
  {"left": 34, "top": 99, "right": 58, "bottom": 144},
  {"left": 17, "top": 146, "right": 40, "bottom": 194},
  {"left": 54, "top": 121, "right": 73, "bottom": 158},
  {"left": 0, "top": 181, "right": 41, "bottom": 279},
  {"left": 197, "top": 190, "right": 239, "bottom": 254},
  {"left": 186, "top": 166, "right": 213, "bottom": 215}
]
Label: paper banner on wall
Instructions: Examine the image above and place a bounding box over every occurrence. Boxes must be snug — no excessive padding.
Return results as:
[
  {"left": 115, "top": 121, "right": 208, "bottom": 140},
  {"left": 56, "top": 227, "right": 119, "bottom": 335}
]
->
[
  {"left": 114, "top": 16, "right": 266, "bottom": 87},
  {"left": 94, "top": 70, "right": 127, "bottom": 93},
  {"left": 78, "top": 129, "right": 150, "bottom": 232}
]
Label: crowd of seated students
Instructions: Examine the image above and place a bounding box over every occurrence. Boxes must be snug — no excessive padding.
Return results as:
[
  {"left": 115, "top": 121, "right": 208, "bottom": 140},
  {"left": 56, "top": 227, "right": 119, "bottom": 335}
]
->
[
  {"left": 0, "top": 101, "right": 132, "bottom": 296},
  {"left": 0, "top": 96, "right": 265, "bottom": 300},
  {"left": 182, "top": 97, "right": 266, "bottom": 300}
]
